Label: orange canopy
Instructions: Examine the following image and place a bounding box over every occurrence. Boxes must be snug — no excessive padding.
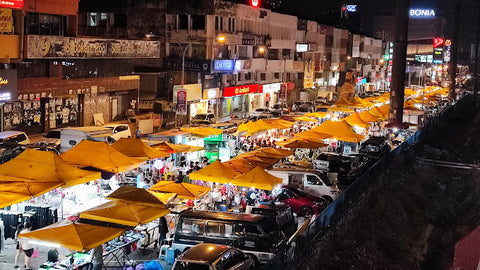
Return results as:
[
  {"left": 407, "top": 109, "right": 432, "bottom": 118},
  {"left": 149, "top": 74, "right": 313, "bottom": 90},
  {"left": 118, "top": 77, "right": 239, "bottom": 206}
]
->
[
  {"left": 343, "top": 112, "right": 370, "bottom": 129},
  {"left": 311, "top": 120, "right": 365, "bottom": 143},
  {"left": 149, "top": 181, "right": 210, "bottom": 200},
  {"left": 112, "top": 138, "right": 169, "bottom": 160},
  {"left": 295, "top": 129, "right": 333, "bottom": 140},
  {"left": 276, "top": 138, "right": 328, "bottom": 148},
  {"left": 189, "top": 160, "right": 240, "bottom": 184},
  {"left": 60, "top": 140, "right": 141, "bottom": 173},
  {"left": 106, "top": 186, "right": 167, "bottom": 207},
  {"left": 0, "top": 182, "right": 63, "bottom": 209},
  {"left": 231, "top": 167, "right": 282, "bottom": 190},
  {"left": 358, "top": 110, "right": 383, "bottom": 122}
]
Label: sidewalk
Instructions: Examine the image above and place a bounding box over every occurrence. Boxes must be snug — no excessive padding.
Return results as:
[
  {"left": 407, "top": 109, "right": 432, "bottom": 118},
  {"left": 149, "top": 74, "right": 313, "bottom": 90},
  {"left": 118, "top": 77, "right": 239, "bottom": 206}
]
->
[{"left": 0, "top": 238, "right": 171, "bottom": 270}]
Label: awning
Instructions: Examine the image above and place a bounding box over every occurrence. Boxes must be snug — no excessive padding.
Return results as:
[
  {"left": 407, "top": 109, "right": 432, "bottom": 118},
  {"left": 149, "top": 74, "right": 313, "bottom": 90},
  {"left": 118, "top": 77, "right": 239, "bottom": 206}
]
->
[
  {"left": 304, "top": 112, "right": 329, "bottom": 118},
  {"left": 189, "top": 160, "right": 240, "bottom": 184},
  {"left": 276, "top": 138, "right": 328, "bottom": 148},
  {"left": 148, "top": 181, "right": 210, "bottom": 200},
  {"left": 112, "top": 138, "right": 170, "bottom": 160},
  {"left": 80, "top": 200, "right": 170, "bottom": 227},
  {"left": 181, "top": 127, "right": 223, "bottom": 137},
  {"left": 230, "top": 167, "right": 282, "bottom": 190},
  {"left": 0, "top": 182, "right": 63, "bottom": 209},
  {"left": 106, "top": 186, "right": 167, "bottom": 207},
  {"left": 343, "top": 112, "right": 370, "bottom": 129},
  {"left": 311, "top": 120, "right": 365, "bottom": 143},
  {"left": 151, "top": 142, "right": 202, "bottom": 153},
  {"left": 294, "top": 116, "right": 318, "bottom": 122},
  {"left": 358, "top": 110, "right": 383, "bottom": 122},
  {"left": 60, "top": 141, "right": 142, "bottom": 173},
  {"left": 19, "top": 220, "right": 125, "bottom": 252},
  {"left": 295, "top": 129, "right": 333, "bottom": 140}
]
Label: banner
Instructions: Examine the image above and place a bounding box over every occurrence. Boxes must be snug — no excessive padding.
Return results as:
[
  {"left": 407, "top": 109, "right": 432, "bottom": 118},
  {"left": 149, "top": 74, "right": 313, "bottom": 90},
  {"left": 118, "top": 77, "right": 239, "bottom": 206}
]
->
[
  {"left": 223, "top": 84, "right": 259, "bottom": 97},
  {"left": 26, "top": 35, "right": 160, "bottom": 59},
  {"left": 303, "top": 61, "right": 314, "bottom": 89},
  {"left": 0, "top": 8, "right": 12, "bottom": 33},
  {"left": 176, "top": 90, "right": 187, "bottom": 116}
]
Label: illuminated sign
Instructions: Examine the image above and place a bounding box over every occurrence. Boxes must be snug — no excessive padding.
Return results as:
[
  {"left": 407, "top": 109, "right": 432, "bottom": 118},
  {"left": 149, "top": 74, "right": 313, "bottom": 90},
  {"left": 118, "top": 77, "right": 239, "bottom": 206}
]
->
[
  {"left": 223, "top": 84, "right": 259, "bottom": 97},
  {"left": 410, "top": 9, "right": 435, "bottom": 17},
  {"left": 346, "top": 5, "right": 357, "bottom": 12},
  {"left": 213, "top": 60, "right": 235, "bottom": 72},
  {"left": 445, "top": 39, "right": 452, "bottom": 46},
  {"left": 433, "top": 38, "right": 444, "bottom": 48},
  {"left": 251, "top": 0, "right": 259, "bottom": 7},
  {"left": 0, "top": 0, "right": 23, "bottom": 9},
  {"left": 296, "top": 44, "right": 309, "bottom": 52},
  {"left": 0, "top": 77, "right": 8, "bottom": 85},
  {"left": 0, "top": 70, "right": 16, "bottom": 102}
]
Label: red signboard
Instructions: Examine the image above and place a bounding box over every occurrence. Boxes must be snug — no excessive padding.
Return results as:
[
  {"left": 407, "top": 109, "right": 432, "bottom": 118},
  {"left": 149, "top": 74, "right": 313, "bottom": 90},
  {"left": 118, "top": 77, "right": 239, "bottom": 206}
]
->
[
  {"left": 433, "top": 38, "right": 444, "bottom": 48},
  {"left": 251, "top": 0, "right": 259, "bottom": 7},
  {"left": 0, "top": 0, "right": 24, "bottom": 9},
  {"left": 223, "top": 84, "right": 259, "bottom": 97}
]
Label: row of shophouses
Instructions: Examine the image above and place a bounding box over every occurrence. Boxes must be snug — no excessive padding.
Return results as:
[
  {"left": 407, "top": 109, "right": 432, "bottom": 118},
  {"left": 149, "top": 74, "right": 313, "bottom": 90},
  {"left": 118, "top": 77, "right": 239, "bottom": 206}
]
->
[{"left": 0, "top": 0, "right": 387, "bottom": 134}]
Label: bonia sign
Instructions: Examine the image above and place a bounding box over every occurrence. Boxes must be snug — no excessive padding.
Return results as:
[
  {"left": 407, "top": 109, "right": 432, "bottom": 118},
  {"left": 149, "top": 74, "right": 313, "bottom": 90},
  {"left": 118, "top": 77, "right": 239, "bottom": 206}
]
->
[{"left": 409, "top": 9, "right": 435, "bottom": 17}]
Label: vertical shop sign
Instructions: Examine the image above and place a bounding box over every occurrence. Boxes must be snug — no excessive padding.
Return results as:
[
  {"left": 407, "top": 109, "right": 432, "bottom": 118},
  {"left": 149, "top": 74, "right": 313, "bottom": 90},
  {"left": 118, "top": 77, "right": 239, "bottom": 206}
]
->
[
  {"left": 176, "top": 89, "right": 187, "bottom": 116},
  {"left": 0, "top": 8, "right": 12, "bottom": 32}
]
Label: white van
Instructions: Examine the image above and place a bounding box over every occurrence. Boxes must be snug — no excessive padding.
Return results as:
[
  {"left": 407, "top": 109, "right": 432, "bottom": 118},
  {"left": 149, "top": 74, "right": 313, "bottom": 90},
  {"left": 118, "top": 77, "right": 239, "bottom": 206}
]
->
[
  {"left": 103, "top": 123, "right": 132, "bottom": 141},
  {"left": 268, "top": 168, "right": 337, "bottom": 202},
  {"left": 0, "top": 131, "right": 30, "bottom": 145},
  {"left": 60, "top": 126, "right": 113, "bottom": 152}
]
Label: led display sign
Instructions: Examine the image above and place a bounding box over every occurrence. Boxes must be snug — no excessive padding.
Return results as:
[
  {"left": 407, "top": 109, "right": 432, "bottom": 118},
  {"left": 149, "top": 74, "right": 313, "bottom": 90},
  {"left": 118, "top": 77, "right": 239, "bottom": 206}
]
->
[
  {"left": 433, "top": 38, "right": 444, "bottom": 48},
  {"left": 409, "top": 9, "right": 436, "bottom": 17},
  {"left": 213, "top": 60, "right": 235, "bottom": 72},
  {"left": 346, "top": 5, "right": 357, "bottom": 12},
  {"left": 0, "top": 0, "right": 23, "bottom": 9},
  {"left": 296, "top": 44, "right": 309, "bottom": 52}
]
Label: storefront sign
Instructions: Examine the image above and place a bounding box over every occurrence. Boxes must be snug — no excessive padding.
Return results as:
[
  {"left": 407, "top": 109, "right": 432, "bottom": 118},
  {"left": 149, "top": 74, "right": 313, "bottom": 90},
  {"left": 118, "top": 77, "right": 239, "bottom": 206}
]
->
[
  {"left": 409, "top": 9, "right": 435, "bottom": 17},
  {"left": 303, "top": 61, "right": 314, "bottom": 89},
  {"left": 176, "top": 89, "right": 187, "bottom": 116},
  {"left": 433, "top": 38, "right": 444, "bottom": 48},
  {"left": 0, "top": 0, "right": 23, "bottom": 9},
  {"left": 26, "top": 35, "right": 161, "bottom": 58},
  {"left": 261, "top": 83, "right": 281, "bottom": 93},
  {"left": 0, "top": 69, "right": 17, "bottom": 102},
  {"left": 213, "top": 60, "right": 235, "bottom": 72},
  {"left": 296, "top": 44, "right": 309, "bottom": 52},
  {"left": 0, "top": 8, "right": 13, "bottom": 32},
  {"left": 173, "top": 84, "right": 202, "bottom": 103},
  {"left": 346, "top": 5, "right": 357, "bottom": 12},
  {"left": 223, "top": 84, "right": 259, "bottom": 97},
  {"left": 203, "top": 88, "right": 220, "bottom": 100},
  {"left": 164, "top": 58, "right": 211, "bottom": 73}
]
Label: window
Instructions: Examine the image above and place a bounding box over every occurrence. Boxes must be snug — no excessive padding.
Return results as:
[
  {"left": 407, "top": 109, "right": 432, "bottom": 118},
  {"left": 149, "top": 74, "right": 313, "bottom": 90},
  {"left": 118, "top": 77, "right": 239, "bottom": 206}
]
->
[
  {"left": 178, "top": 15, "right": 188, "bottom": 30},
  {"left": 235, "top": 222, "right": 262, "bottom": 236},
  {"left": 228, "top": 18, "right": 231, "bottom": 32},
  {"left": 260, "top": 73, "right": 266, "bottom": 81},
  {"left": 307, "top": 175, "right": 322, "bottom": 185},
  {"left": 100, "top": 13, "right": 107, "bottom": 21},
  {"left": 232, "top": 18, "right": 235, "bottom": 32},
  {"left": 206, "top": 221, "right": 233, "bottom": 236},
  {"left": 89, "top": 12, "right": 98, "bottom": 26},
  {"left": 268, "top": 49, "right": 279, "bottom": 60},
  {"left": 274, "top": 72, "right": 280, "bottom": 79},
  {"left": 237, "top": 73, "right": 242, "bottom": 81},
  {"left": 215, "top": 16, "right": 219, "bottom": 30},
  {"left": 26, "top": 12, "right": 66, "bottom": 36},
  {"left": 220, "top": 17, "right": 223, "bottom": 30},
  {"left": 181, "top": 219, "right": 205, "bottom": 235},
  {"left": 245, "top": 72, "right": 251, "bottom": 80},
  {"left": 191, "top": 15, "right": 205, "bottom": 30}
]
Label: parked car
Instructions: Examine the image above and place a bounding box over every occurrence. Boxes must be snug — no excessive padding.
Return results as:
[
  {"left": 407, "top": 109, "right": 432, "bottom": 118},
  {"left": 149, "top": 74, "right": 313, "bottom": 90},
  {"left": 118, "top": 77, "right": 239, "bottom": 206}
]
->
[
  {"left": 0, "top": 131, "right": 30, "bottom": 145},
  {"left": 273, "top": 185, "right": 328, "bottom": 216},
  {"left": 103, "top": 123, "right": 132, "bottom": 141},
  {"left": 359, "top": 136, "right": 391, "bottom": 158},
  {"left": 59, "top": 126, "right": 113, "bottom": 152},
  {"left": 271, "top": 104, "right": 289, "bottom": 116},
  {"left": 298, "top": 102, "right": 314, "bottom": 113},
  {"left": 251, "top": 204, "right": 298, "bottom": 239},
  {"left": 36, "top": 129, "right": 61, "bottom": 148},
  {"left": 191, "top": 113, "right": 216, "bottom": 126},
  {"left": 252, "top": 108, "right": 270, "bottom": 117},
  {"left": 0, "top": 143, "right": 26, "bottom": 164},
  {"left": 172, "top": 243, "right": 255, "bottom": 270},
  {"left": 267, "top": 168, "right": 337, "bottom": 202},
  {"left": 172, "top": 210, "right": 288, "bottom": 265}
]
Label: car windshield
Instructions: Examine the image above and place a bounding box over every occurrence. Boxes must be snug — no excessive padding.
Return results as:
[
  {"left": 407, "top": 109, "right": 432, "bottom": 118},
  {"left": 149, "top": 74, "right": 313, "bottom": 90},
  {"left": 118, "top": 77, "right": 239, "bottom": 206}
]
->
[
  {"left": 173, "top": 261, "right": 210, "bottom": 270},
  {"left": 288, "top": 187, "right": 308, "bottom": 197},
  {"left": 45, "top": 131, "right": 61, "bottom": 139},
  {"left": 193, "top": 114, "right": 208, "bottom": 120}
]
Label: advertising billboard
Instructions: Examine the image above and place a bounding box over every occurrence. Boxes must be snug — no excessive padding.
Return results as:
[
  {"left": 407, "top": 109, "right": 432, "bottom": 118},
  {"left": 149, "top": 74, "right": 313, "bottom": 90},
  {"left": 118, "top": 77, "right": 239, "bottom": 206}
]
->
[{"left": 0, "top": 0, "right": 23, "bottom": 9}]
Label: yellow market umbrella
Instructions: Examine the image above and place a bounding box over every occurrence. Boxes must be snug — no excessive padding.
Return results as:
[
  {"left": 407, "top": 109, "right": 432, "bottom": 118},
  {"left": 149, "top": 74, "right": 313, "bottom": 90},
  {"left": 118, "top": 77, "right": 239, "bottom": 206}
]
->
[
  {"left": 358, "top": 110, "right": 383, "bottom": 122},
  {"left": 60, "top": 141, "right": 142, "bottom": 173},
  {"left": 333, "top": 96, "right": 353, "bottom": 107},
  {"left": 181, "top": 127, "right": 223, "bottom": 137},
  {"left": 304, "top": 112, "right": 329, "bottom": 118},
  {"left": 19, "top": 220, "right": 125, "bottom": 252},
  {"left": 343, "top": 112, "right": 370, "bottom": 129},
  {"left": 295, "top": 129, "right": 333, "bottom": 140},
  {"left": 80, "top": 200, "right": 170, "bottom": 227},
  {"left": 255, "top": 147, "right": 294, "bottom": 157},
  {"left": 368, "top": 106, "right": 388, "bottom": 120},
  {"left": 112, "top": 138, "right": 170, "bottom": 160},
  {"left": 262, "top": 119, "right": 295, "bottom": 129},
  {"left": 146, "top": 192, "right": 178, "bottom": 205},
  {"left": 149, "top": 181, "right": 210, "bottom": 200},
  {"left": 294, "top": 116, "right": 318, "bottom": 122},
  {"left": 0, "top": 182, "right": 63, "bottom": 209},
  {"left": 236, "top": 153, "right": 280, "bottom": 165},
  {"left": 152, "top": 142, "right": 190, "bottom": 153},
  {"left": 311, "top": 120, "right": 365, "bottom": 143},
  {"left": 231, "top": 167, "right": 282, "bottom": 190},
  {"left": 184, "top": 145, "right": 205, "bottom": 153},
  {"left": 0, "top": 149, "right": 100, "bottom": 188},
  {"left": 276, "top": 138, "right": 328, "bottom": 149},
  {"left": 189, "top": 160, "right": 240, "bottom": 184},
  {"left": 106, "top": 186, "right": 167, "bottom": 207},
  {"left": 223, "top": 160, "right": 255, "bottom": 174},
  {"left": 328, "top": 106, "right": 355, "bottom": 113}
]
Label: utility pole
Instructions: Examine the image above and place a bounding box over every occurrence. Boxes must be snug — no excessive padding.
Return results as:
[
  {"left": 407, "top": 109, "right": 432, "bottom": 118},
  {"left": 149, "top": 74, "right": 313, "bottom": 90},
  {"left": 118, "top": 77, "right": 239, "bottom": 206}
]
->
[
  {"left": 449, "top": 1, "right": 460, "bottom": 100},
  {"left": 388, "top": 0, "right": 410, "bottom": 125}
]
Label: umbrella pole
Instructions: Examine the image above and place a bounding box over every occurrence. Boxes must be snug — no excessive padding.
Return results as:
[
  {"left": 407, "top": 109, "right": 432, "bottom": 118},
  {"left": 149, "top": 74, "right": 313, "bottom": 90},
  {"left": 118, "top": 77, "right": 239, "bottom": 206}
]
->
[{"left": 61, "top": 192, "right": 64, "bottom": 220}]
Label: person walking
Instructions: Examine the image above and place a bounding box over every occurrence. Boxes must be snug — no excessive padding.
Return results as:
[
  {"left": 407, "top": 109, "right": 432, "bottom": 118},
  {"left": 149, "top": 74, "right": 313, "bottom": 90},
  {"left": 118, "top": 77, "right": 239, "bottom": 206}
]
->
[
  {"left": 13, "top": 223, "right": 24, "bottom": 268},
  {"left": 19, "top": 223, "right": 34, "bottom": 270},
  {"left": 135, "top": 127, "right": 141, "bottom": 139},
  {"left": 91, "top": 244, "right": 103, "bottom": 270},
  {"left": 158, "top": 216, "right": 168, "bottom": 248}
]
